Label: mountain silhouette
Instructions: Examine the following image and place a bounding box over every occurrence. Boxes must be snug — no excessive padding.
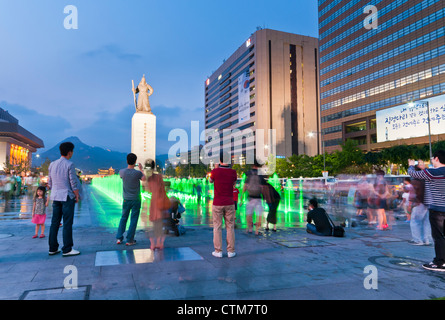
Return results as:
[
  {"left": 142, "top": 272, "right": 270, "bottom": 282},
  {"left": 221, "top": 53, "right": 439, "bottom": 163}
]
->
[{"left": 32, "top": 136, "right": 128, "bottom": 174}]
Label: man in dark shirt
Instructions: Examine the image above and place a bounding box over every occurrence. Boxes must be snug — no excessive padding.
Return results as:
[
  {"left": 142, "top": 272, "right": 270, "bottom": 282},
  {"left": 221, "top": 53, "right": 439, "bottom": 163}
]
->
[{"left": 306, "top": 198, "right": 332, "bottom": 236}]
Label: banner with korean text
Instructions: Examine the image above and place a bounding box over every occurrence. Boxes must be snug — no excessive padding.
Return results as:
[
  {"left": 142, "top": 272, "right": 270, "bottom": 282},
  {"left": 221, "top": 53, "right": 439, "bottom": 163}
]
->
[{"left": 376, "top": 94, "right": 445, "bottom": 143}]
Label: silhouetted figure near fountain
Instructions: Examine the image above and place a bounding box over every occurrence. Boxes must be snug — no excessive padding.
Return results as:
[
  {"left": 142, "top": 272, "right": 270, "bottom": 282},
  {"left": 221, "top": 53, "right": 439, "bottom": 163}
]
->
[
  {"left": 306, "top": 198, "right": 333, "bottom": 236},
  {"left": 264, "top": 182, "right": 281, "bottom": 232},
  {"left": 194, "top": 183, "right": 202, "bottom": 206}
]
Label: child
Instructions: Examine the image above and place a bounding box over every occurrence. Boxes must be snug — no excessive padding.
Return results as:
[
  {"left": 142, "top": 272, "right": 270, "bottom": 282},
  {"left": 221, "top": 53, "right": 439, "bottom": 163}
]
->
[
  {"left": 233, "top": 184, "right": 240, "bottom": 212},
  {"left": 31, "top": 186, "right": 49, "bottom": 238}
]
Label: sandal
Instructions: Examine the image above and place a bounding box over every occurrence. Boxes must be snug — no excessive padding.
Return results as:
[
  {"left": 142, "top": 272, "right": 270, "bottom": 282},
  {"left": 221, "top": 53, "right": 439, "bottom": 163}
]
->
[
  {"left": 39, "top": 234, "right": 45, "bottom": 238},
  {"left": 32, "top": 234, "right": 38, "bottom": 238}
]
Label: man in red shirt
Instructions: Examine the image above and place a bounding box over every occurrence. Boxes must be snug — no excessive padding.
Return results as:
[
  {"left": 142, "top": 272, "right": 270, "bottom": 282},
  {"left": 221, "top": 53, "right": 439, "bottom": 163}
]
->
[{"left": 209, "top": 151, "right": 237, "bottom": 258}]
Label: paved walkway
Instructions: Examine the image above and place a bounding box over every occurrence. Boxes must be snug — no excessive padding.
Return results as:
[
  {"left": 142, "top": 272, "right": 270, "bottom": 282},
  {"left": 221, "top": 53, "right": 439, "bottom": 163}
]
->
[{"left": 1, "top": 185, "right": 444, "bottom": 302}]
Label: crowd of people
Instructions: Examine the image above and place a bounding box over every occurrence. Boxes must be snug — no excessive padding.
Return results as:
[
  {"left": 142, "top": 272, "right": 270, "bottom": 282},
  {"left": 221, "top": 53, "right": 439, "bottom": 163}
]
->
[
  {"left": 202, "top": 149, "right": 445, "bottom": 273},
  {"left": 350, "top": 167, "right": 435, "bottom": 245},
  {"left": 0, "top": 172, "right": 42, "bottom": 201},
  {"left": 4, "top": 141, "right": 445, "bottom": 273}
]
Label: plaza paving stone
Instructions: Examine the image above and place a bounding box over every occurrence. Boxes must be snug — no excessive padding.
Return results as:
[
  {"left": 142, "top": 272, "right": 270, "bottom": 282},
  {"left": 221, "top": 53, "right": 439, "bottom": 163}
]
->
[{"left": 1, "top": 184, "right": 445, "bottom": 303}]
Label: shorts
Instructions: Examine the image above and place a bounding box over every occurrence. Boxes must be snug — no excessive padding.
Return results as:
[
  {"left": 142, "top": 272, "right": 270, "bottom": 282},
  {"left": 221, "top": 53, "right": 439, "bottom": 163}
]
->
[{"left": 246, "top": 198, "right": 263, "bottom": 217}]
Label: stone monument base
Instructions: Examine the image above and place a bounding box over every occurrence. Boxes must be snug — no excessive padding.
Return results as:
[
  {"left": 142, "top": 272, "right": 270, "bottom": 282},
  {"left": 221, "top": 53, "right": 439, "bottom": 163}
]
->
[{"left": 131, "top": 112, "right": 156, "bottom": 164}]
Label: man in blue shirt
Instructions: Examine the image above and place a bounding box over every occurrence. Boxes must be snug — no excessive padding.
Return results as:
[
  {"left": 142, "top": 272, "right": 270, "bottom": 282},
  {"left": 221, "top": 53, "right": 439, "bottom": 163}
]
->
[{"left": 48, "top": 142, "right": 81, "bottom": 256}]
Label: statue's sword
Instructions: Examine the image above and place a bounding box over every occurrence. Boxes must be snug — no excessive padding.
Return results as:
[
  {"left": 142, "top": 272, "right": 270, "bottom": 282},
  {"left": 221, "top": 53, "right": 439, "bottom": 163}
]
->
[{"left": 132, "top": 80, "right": 137, "bottom": 111}]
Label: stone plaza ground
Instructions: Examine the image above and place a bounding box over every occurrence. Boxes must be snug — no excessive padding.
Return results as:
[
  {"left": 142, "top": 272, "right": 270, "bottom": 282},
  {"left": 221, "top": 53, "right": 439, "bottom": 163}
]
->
[{"left": 1, "top": 184, "right": 445, "bottom": 304}]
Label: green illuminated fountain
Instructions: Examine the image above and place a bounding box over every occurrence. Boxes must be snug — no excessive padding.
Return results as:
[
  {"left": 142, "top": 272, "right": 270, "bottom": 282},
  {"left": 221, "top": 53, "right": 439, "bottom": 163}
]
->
[{"left": 91, "top": 170, "right": 309, "bottom": 228}]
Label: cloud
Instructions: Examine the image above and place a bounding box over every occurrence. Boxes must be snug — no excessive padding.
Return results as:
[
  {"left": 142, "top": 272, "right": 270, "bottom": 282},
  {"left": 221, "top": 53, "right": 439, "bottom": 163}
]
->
[
  {"left": 72, "top": 104, "right": 205, "bottom": 155},
  {"left": 82, "top": 44, "right": 142, "bottom": 62},
  {"left": 72, "top": 105, "right": 134, "bottom": 153},
  {"left": 1, "top": 100, "right": 205, "bottom": 157},
  {"left": 151, "top": 105, "right": 205, "bottom": 153}
]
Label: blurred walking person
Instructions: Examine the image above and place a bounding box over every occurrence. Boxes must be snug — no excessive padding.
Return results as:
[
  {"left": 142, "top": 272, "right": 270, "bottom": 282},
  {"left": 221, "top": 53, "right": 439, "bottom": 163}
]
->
[
  {"left": 408, "top": 163, "right": 432, "bottom": 246},
  {"left": 354, "top": 174, "right": 369, "bottom": 217},
  {"left": 400, "top": 178, "right": 414, "bottom": 222},
  {"left": 408, "top": 151, "right": 445, "bottom": 271},
  {"left": 48, "top": 142, "right": 81, "bottom": 256},
  {"left": 144, "top": 159, "right": 170, "bottom": 250},
  {"left": 209, "top": 151, "right": 237, "bottom": 258},
  {"left": 3, "top": 174, "right": 13, "bottom": 202},
  {"left": 371, "top": 170, "right": 390, "bottom": 230},
  {"left": 243, "top": 160, "right": 267, "bottom": 235},
  {"left": 116, "top": 153, "right": 146, "bottom": 246}
]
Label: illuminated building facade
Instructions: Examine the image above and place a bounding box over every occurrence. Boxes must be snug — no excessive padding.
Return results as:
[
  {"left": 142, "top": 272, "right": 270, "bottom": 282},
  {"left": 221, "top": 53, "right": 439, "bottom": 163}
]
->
[
  {"left": 98, "top": 167, "right": 115, "bottom": 176},
  {"left": 319, "top": 0, "right": 445, "bottom": 152},
  {"left": 0, "top": 108, "right": 44, "bottom": 171},
  {"left": 204, "top": 28, "right": 320, "bottom": 161}
]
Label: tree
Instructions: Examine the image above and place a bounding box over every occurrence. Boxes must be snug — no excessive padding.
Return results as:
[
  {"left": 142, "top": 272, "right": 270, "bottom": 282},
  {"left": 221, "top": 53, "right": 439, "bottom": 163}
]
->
[
  {"left": 40, "top": 158, "right": 51, "bottom": 176},
  {"left": 232, "top": 163, "right": 253, "bottom": 177},
  {"left": 165, "top": 164, "right": 175, "bottom": 177},
  {"left": 3, "top": 158, "right": 31, "bottom": 175},
  {"left": 175, "top": 164, "right": 188, "bottom": 178},
  {"left": 432, "top": 140, "right": 445, "bottom": 155},
  {"left": 337, "top": 139, "right": 365, "bottom": 171}
]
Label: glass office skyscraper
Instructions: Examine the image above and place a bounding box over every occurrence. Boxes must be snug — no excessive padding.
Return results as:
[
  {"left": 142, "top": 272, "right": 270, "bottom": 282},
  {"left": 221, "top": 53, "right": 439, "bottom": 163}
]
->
[{"left": 319, "top": 0, "right": 445, "bottom": 152}]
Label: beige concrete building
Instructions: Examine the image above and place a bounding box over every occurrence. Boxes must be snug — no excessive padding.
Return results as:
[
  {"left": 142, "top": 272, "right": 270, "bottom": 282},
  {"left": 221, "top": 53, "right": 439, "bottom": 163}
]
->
[{"left": 204, "top": 28, "right": 320, "bottom": 162}]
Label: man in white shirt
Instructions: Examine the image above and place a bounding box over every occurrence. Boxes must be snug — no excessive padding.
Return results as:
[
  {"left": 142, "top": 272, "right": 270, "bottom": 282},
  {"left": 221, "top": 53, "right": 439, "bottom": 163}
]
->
[{"left": 48, "top": 142, "right": 80, "bottom": 256}]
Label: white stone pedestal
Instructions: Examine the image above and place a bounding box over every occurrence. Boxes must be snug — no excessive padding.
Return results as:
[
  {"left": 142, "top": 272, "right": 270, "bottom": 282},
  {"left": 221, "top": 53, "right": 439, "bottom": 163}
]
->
[{"left": 131, "top": 112, "right": 156, "bottom": 164}]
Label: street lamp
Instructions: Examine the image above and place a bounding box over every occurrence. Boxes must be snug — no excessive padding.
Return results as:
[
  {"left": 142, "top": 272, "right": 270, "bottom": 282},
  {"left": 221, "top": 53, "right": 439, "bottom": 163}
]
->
[
  {"left": 409, "top": 100, "right": 433, "bottom": 165},
  {"left": 426, "top": 101, "right": 433, "bottom": 162},
  {"left": 308, "top": 131, "right": 326, "bottom": 174}
]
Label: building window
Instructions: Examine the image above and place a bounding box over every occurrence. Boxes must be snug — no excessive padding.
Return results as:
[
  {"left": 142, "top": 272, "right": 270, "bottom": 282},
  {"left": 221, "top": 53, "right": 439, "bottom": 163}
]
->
[
  {"left": 345, "top": 121, "right": 367, "bottom": 133},
  {"left": 350, "top": 136, "right": 367, "bottom": 146}
]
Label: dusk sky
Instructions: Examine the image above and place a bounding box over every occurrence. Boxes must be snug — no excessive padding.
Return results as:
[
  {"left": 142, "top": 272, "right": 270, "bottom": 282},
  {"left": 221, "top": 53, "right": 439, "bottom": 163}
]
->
[{"left": 0, "top": 0, "right": 318, "bottom": 155}]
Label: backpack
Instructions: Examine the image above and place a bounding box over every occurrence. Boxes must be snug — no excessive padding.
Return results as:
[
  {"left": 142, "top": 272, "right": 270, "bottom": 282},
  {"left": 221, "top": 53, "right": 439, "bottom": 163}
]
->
[
  {"left": 246, "top": 171, "right": 262, "bottom": 197},
  {"left": 324, "top": 210, "right": 345, "bottom": 237}
]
